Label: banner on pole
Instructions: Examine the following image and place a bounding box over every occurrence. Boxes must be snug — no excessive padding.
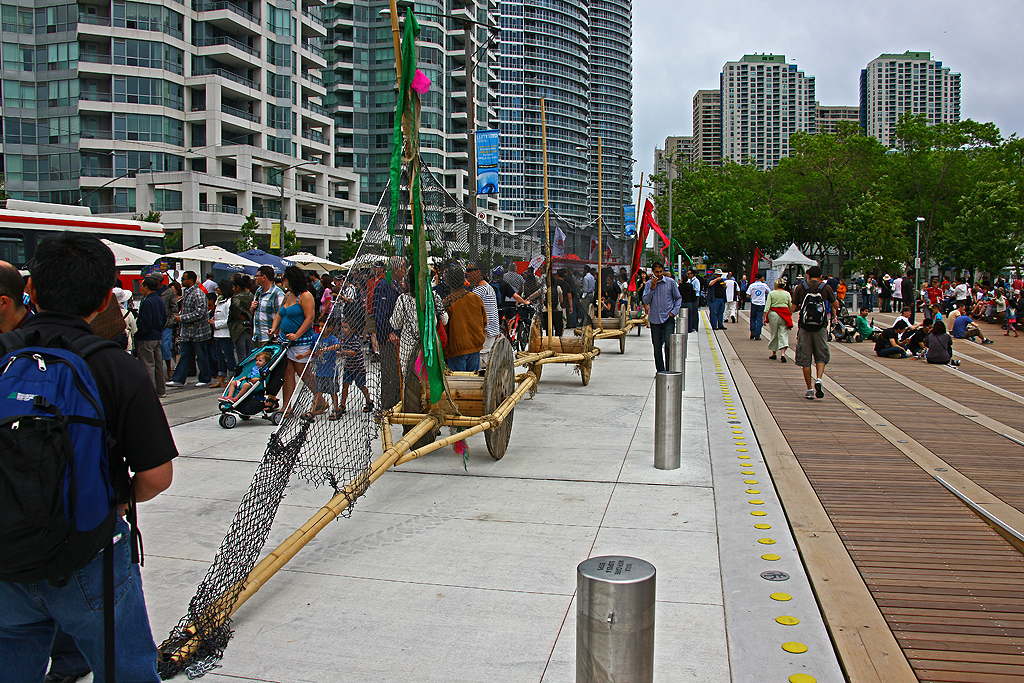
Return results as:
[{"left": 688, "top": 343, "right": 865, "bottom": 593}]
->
[
  {"left": 475, "top": 129, "right": 499, "bottom": 194},
  {"left": 553, "top": 226, "right": 566, "bottom": 257},
  {"left": 623, "top": 204, "right": 636, "bottom": 237},
  {"left": 270, "top": 222, "right": 281, "bottom": 250}
]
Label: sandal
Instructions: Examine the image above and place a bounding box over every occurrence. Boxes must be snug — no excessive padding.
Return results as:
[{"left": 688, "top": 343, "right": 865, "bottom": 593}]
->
[
  {"left": 264, "top": 396, "right": 280, "bottom": 411},
  {"left": 329, "top": 407, "right": 346, "bottom": 421}
]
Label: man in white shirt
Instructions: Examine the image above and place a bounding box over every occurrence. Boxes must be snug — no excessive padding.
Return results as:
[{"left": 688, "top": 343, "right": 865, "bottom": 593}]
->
[
  {"left": 724, "top": 273, "right": 739, "bottom": 323},
  {"left": 746, "top": 273, "right": 771, "bottom": 340},
  {"left": 581, "top": 266, "right": 596, "bottom": 320},
  {"left": 467, "top": 261, "right": 500, "bottom": 369},
  {"left": 892, "top": 275, "right": 904, "bottom": 311}
]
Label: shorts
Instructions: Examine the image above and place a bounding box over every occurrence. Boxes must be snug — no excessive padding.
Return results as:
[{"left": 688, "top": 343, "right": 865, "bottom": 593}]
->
[
  {"left": 316, "top": 373, "right": 339, "bottom": 394},
  {"left": 795, "top": 325, "right": 830, "bottom": 367},
  {"left": 287, "top": 344, "right": 311, "bottom": 361},
  {"left": 343, "top": 369, "right": 366, "bottom": 387}
]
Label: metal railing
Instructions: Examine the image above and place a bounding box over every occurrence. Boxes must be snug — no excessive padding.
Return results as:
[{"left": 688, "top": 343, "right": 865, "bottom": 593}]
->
[
  {"left": 301, "top": 41, "right": 324, "bottom": 58},
  {"left": 301, "top": 129, "right": 325, "bottom": 143},
  {"left": 199, "top": 203, "right": 241, "bottom": 214},
  {"left": 252, "top": 208, "right": 282, "bottom": 219},
  {"left": 302, "top": 71, "right": 324, "bottom": 87},
  {"left": 193, "top": 66, "right": 259, "bottom": 90},
  {"left": 297, "top": 216, "right": 320, "bottom": 224},
  {"left": 78, "top": 14, "right": 111, "bottom": 25},
  {"left": 80, "top": 53, "right": 112, "bottom": 64},
  {"left": 193, "top": 0, "right": 258, "bottom": 24},
  {"left": 151, "top": 202, "right": 183, "bottom": 212},
  {"left": 195, "top": 35, "right": 260, "bottom": 58},
  {"left": 80, "top": 130, "right": 113, "bottom": 139},
  {"left": 221, "top": 103, "right": 260, "bottom": 122},
  {"left": 80, "top": 91, "right": 113, "bottom": 102},
  {"left": 301, "top": 100, "right": 327, "bottom": 116},
  {"left": 80, "top": 168, "right": 115, "bottom": 177},
  {"left": 301, "top": 9, "right": 325, "bottom": 27}
]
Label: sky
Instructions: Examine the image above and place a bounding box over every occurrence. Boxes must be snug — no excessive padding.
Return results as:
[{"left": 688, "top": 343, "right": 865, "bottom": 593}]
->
[{"left": 632, "top": 0, "right": 1024, "bottom": 185}]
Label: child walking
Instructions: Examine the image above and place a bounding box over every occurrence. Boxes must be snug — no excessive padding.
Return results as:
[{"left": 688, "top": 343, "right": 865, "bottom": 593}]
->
[
  {"left": 338, "top": 319, "right": 373, "bottom": 414},
  {"left": 1006, "top": 291, "right": 1019, "bottom": 337}
]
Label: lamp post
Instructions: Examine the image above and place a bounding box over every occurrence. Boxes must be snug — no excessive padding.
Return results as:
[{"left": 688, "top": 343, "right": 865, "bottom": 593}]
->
[
  {"left": 667, "top": 153, "right": 675, "bottom": 271},
  {"left": 277, "top": 160, "right": 314, "bottom": 223},
  {"left": 915, "top": 216, "right": 925, "bottom": 300},
  {"left": 78, "top": 161, "right": 153, "bottom": 209}
]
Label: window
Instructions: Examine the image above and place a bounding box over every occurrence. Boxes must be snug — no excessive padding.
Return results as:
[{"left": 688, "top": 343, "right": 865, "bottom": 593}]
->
[
  {"left": 113, "top": 113, "right": 184, "bottom": 145},
  {"left": 113, "top": 76, "right": 184, "bottom": 109},
  {"left": 112, "top": 1, "right": 183, "bottom": 38},
  {"left": 267, "top": 5, "right": 292, "bottom": 37},
  {"left": 112, "top": 38, "right": 183, "bottom": 74},
  {"left": 153, "top": 188, "right": 182, "bottom": 211}
]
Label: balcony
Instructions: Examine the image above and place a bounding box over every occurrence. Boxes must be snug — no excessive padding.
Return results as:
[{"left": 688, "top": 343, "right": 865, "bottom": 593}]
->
[
  {"left": 301, "top": 41, "right": 324, "bottom": 59},
  {"left": 301, "top": 100, "right": 328, "bottom": 117},
  {"left": 81, "top": 168, "right": 115, "bottom": 177},
  {"left": 80, "top": 130, "right": 113, "bottom": 140},
  {"left": 297, "top": 216, "right": 320, "bottom": 225},
  {"left": 199, "top": 203, "right": 242, "bottom": 214},
  {"left": 192, "top": 0, "right": 259, "bottom": 34},
  {"left": 302, "top": 71, "right": 324, "bottom": 87},
  {"left": 80, "top": 91, "right": 113, "bottom": 102},
  {"left": 221, "top": 103, "right": 260, "bottom": 123},
  {"left": 301, "top": 129, "right": 325, "bottom": 143},
  {"left": 193, "top": 66, "right": 259, "bottom": 91},
  {"left": 195, "top": 35, "right": 260, "bottom": 58},
  {"left": 302, "top": 9, "right": 325, "bottom": 27},
  {"left": 78, "top": 14, "right": 111, "bottom": 26},
  {"left": 80, "top": 52, "right": 112, "bottom": 65},
  {"left": 252, "top": 208, "right": 282, "bottom": 220}
]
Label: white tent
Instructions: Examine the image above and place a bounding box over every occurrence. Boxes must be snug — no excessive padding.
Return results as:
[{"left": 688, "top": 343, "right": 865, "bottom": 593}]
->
[
  {"left": 102, "top": 239, "right": 159, "bottom": 268},
  {"left": 772, "top": 243, "right": 818, "bottom": 269}
]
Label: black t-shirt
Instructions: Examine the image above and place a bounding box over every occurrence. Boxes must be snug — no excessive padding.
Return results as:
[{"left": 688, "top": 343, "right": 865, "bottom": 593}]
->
[
  {"left": 711, "top": 279, "right": 726, "bottom": 300},
  {"left": 496, "top": 279, "right": 516, "bottom": 305},
  {"left": 875, "top": 327, "right": 902, "bottom": 352},
  {"left": 679, "top": 278, "right": 696, "bottom": 303},
  {"left": 18, "top": 313, "right": 178, "bottom": 498},
  {"left": 906, "top": 327, "right": 929, "bottom": 349}
]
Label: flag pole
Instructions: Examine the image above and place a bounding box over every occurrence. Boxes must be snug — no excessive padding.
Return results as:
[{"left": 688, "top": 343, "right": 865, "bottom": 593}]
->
[
  {"left": 542, "top": 98, "right": 553, "bottom": 346},
  {"left": 597, "top": 137, "right": 603, "bottom": 322}
]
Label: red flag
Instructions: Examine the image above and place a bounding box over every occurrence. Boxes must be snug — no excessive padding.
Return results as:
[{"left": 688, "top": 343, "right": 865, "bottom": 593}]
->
[
  {"left": 629, "top": 199, "right": 663, "bottom": 291},
  {"left": 750, "top": 247, "right": 763, "bottom": 285},
  {"left": 590, "top": 236, "right": 598, "bottom": 258}
]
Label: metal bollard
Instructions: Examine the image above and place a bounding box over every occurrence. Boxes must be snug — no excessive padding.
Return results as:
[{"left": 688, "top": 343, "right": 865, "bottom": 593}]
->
[
  {"left": 654, "top": 371, "right": 682, "bottom": 470},
  {"left": 678, "top": 309, "right": 689, "bottom": 359},
  {"left": 577, "top": 556, "right": 656, "bottom": 683},
  {"left": 668, "top": 333, "right": 686, "bottom": 390}
]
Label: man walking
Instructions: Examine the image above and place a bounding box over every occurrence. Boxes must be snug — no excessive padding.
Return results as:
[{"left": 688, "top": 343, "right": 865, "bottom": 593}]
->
[
  {"left": 642, "top": 261, "right": 682, "bottom": 372},
  {"left": 901, "top": 270, "right": 916, "bottom": 324},
  {"left": 581, "top": 265, "right": 596, "bottom": 320},
  {"left": 250, "top": 265, "right": 284, "bottom": 346},
  {"left": 136, "top": 275, "right": 167, "bottom": 396},
  {"left": 167, "top": 270, "right": 212, "bottom": 387},
  {"left": 707, "top": 269, "right": 727, "bottom": 330},
  {"left": 686, "top": 269, "right": 701, "bottom": 332},
  {"left": 724, "top": 273, "right": 739, "bottom": 323},
  {"left": 678, "top": 269, "right": 698, "bottom": 335},
  {"left": 0, "top": 231, "right": 176, "bottom": 683},
  {"left": 746, "top": 273, "right": 771, "bottom": 340},
  {"left": 791, "top": 266, "right": 838, "bottom": 400}
]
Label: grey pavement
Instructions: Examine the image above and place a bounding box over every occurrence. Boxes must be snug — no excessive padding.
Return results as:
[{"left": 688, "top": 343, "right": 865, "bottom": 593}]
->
[{"left": 118, "top": 319, "right": 843, "bottom": 682}]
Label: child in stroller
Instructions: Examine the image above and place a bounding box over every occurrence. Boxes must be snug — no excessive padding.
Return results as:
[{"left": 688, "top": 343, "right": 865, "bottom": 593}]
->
[
  {"left": 217, "top": 342, "right": 288, "bottom": 428},
  {"left": 830, "top": 302, "right": 859, "bottom": 342}
]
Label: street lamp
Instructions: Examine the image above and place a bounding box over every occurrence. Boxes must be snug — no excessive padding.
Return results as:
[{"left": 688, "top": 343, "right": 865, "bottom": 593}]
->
[
  {"left": 276, "top": 160, "right": 314, "bottom": 223},
  {"left": 78, "top": 160, "right": 154, "bottom": 209},
  {"left": 915, "top": 216, "right": 925, "bottom": 301},
  {"left": 615, "top": 154, "right": 637, "bottom": 263}
]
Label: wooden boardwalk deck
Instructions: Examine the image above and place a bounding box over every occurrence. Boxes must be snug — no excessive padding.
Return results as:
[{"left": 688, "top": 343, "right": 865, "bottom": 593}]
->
[{"left": 719, "top": 312, "right": 1024, "bottom": 683}]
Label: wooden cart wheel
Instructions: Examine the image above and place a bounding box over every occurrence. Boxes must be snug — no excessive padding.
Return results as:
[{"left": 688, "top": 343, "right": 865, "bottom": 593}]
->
[
  {"left": 484, "top": 336, "right": 516, "bottom": 460},
  {"left": 401, "top": 346, "right": 439, "bottom": 451},
  {"left": 580, "top": 324, "right": 595, "bottom": 386}
]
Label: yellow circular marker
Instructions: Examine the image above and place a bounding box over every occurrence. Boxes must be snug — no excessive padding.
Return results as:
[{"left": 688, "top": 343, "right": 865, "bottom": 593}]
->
[
  {"left": 738, "top": 455, "right": 750, "bottom": 459},
  {"left": 749, "top": 500, "right": 765, "bottom": 505},
  {"left": 737, "top": 448, "right": 749, "bottom": 452},
  {"left": 761, "top": 553, "right": 780, "bottom": 560},
  {"left": 776, "top": 615, "right": 800, "bottom": 626},
  {"left": 735, "top": 442, "right": 747, "bottom": 446},
  {"left": 744, "top": 479, "right": 758, "bottom": 484},
  {"left": 746, "top": 489, "right": 761, "bottom": 494},
  {"left": 758, "top": 538, "right": 776, "bottom": 544},
  {"left": 742, "top": 471, "right": 756, "bottom": 475},
  {"left": 770, "top": 592, "right": 792, "bottom": 601},
  {"left": 754, "top": 523, "right": 772, "bottom": 529},
  {"left": 789, "top": 675, "right": 816, "bottom": 683},
  {"left": 750, "top": 510, "right": 767, "bottom": 517},
  {"left": 782, "top": 642, "right": 808, "bottom": 654}
]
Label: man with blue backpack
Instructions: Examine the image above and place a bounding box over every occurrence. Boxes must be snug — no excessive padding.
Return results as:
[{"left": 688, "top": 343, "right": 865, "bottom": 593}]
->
[{"left": 0, "top": 231, "right": 177, "bottom": 682}]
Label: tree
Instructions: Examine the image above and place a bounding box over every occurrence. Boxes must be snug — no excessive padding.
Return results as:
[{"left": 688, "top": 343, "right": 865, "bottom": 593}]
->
[
  {"left": 280, "top": 227, "right": 301, "bottom": 257},
  {"left": 334, "top": 228, "right": 364, "bottom": 263},
  {"left": 0, "top": 175, "right": 10, "bottom": 202},
  {"left": 235, "top": 213, "right": 259, "bottom": 252},
  {"left": 836, "top": 189, "right": 911, "bottom": 275},
  {"left": 132, "top": 210, "right": 162, "bottom": 223},
  {"left": 943, "top": 180, "right": 1019, "bottom": 276}
]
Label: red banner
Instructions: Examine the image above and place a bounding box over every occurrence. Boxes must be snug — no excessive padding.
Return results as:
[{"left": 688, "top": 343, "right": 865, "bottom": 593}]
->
[
  {"left": 750, "top": 247, "right": 763, "bottom": 285},
  {"left": 629, "top": 199, "right": 663, "bottom": 291}
]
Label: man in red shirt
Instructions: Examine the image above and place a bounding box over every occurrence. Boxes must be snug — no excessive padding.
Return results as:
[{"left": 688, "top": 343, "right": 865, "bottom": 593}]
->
[{"left": 926, "top": 276, "right": 943, "bottom": 307}]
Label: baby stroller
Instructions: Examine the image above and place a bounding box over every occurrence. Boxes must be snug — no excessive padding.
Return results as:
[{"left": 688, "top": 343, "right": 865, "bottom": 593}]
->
[
  {"left": 217, "top": 342, "right": 288, "bottom": 429},
  {"left": 831, "top": 303, "right": 858, "bottom": 343}
]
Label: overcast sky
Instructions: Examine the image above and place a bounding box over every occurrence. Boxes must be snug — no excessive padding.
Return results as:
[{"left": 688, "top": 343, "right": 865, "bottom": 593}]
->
[{"left": 632, "top": 0, "right": 1024, "bottom": 184}]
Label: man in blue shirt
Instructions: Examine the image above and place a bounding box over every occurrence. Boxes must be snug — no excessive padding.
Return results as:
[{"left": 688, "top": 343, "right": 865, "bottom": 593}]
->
[{"left": 642, "top": 261, "right": 682, "bottom": 372}]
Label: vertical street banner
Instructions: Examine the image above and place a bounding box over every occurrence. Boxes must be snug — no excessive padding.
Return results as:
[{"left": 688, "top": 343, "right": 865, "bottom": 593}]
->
[
  {"left": 270, "top": 222, "right": 281, "bottom": 250},
  {"left": 623, "top": 204, "right": 636, "bottom": 237},
  {"left": 475, "top": 129, "right": 499, "bottom": 194},
  {"left": 590, "top": 236, "right": 599, "bottom": 258},
  {"left": 553, "top": 226, "right": 566, "bottom": 257}
]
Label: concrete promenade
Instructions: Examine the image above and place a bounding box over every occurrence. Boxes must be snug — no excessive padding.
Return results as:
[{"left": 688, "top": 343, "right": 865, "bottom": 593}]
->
[{"left": 130, "top": 320, "right": 843, "bottom": 683}]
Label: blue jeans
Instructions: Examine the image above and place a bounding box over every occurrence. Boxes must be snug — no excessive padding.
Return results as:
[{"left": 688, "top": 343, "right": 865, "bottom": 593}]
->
[
  {"left": 0, "top": 520, "right": 159, "bottom": 683},
  {"left": 212, "top": 336, "right": 236, "bottom": 377},
  {"left": 876, "top": 345, "right": 907, "bottom": 358},
  {"left": 650, "top": 315, "right": 676, "bottom": 372},
  {"left": 446, "top": 352, "right": 480, "bottom": 372},
  {"left": 684, "top": 302, "right": 699, "bottom": 332},
  {"left": 708, "top": 297, "right": 725, "bottom": 329},
  {"left": 160, "top": 327, "right": 173, "bottom": 362},
  {"left": 749, "top": 304, "right": 765, "bottom": 338},
  {"left": 171, "top": 339, "right": 212, "bottom": 384}
]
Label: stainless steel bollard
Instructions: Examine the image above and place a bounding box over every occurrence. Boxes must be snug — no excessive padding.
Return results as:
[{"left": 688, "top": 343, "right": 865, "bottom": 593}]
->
[
  {"left": 654, "top": 371, "right": 682, "bottom": 470},
  {"left": 678, "top": 309, "right": 689, "bottom": 359},
  {"left": 668, "top": 333, "right": 686, "bottom": 390},
  {"left": 577, "top": 556, "right": 656, "bottom": 683}
]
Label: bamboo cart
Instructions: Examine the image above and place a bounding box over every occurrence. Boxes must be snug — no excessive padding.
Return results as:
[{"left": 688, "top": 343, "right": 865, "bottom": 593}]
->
[
  {"left": 514, "top": 315, "right": 599, "bottom": 386},
  {"left": 592, "top": 305, "right": 647, "bottom": 353}
]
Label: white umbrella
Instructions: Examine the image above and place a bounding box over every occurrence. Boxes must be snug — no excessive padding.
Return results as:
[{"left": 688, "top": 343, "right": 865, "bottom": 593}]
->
[
  {"left": 771, "top": 243, "right": 818, "bottom": 269},
  {"left": 288, "top": 252, "right": 344, "bottom": 272},
  {"left": 161, "top": 245, "right": 261, "bottom": 268},
  {"left": 102, "top": 239, "right": 159, "bottom": 268}
]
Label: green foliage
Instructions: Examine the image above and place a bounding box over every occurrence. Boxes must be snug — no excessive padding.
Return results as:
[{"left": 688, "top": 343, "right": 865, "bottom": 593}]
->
[
  {"left": 0, "top": 176, "right": 11, "bottom": 202},
  {"left": 235, "top": 213, "right": 259, "bottom": 253},
  {"left": 335, "top": 228, "right": 364, "bottom": 263},
  {"left": 165, "top": 230, "right": 182, "bottom": 251},
  {"left": 280, "top": 228, "right": 301, "bottom": 257}
]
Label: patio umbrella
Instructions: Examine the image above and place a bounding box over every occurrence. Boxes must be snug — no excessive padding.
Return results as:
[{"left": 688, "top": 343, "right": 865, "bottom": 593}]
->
[
  {"left": 161, "top": 245, "right": 261, "bottom": 269},
  {"left": 102, "top": 239, "right": 160, "bottom": 268},
  {"left": 288, "top": 252, "right": 344, "bottom": 272},
  {"left": 214, "top": 249, "right": 296, "bottom": 276}
]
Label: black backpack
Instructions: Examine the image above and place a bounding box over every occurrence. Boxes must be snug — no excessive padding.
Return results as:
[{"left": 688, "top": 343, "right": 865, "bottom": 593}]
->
[{"left": 800, "top": 282, "right": 829, "bottom": 330}]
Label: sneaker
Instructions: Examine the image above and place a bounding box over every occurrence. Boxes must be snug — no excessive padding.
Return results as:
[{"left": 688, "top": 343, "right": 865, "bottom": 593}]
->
[
  {"left": 805, "top": 389, "right": 815, "bottom": 400},
  {"left": 815, "top": 380, "right": 824, "bottom": 398},
  {"left": 166, "top": 381, "right": 185, "bottom": 387},
  {"left": 983, "top": 338, "right": 995, "bottom": 344},
  {"left": 195, "top": 381, "right": 210, "bottom": 387}
]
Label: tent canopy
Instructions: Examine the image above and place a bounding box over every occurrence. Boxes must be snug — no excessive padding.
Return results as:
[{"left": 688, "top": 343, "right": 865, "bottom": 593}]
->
[
  {"left": 772, "top": 243, "right": 818, "bottom": 268},
  {"left": 214, "top": 249, "right": 295, "bottom": 276},
  {"left": 103, "top": 239, "right": 159, "bottom": 268},
  {"left": 161, "top": 246, "right": 261, "bottom": 268}
]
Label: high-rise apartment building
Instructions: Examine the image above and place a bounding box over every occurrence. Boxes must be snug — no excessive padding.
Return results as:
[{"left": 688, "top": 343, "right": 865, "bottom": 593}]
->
[
  {"left": 816, "top": 103, "right": 859, "bottom": 135},
  {"left": 691, "top": 89, "right": 721, "bottom": 166},
  {"left": 498, "top": 0, "right": 590, "bottom": 224},
  {"left": 1, "top": 0, "right": 369, "bottom": 255},
  {"left": 587, "top": 0, "right": 632, "bottom": 243},
  {"left": 860, "top": 51, "right": 961, "bottom": 147},
  {"left": 653, "top": 135, "right": 689, "bottom": 192},
  {"left": 720, "top": 54, "right": 816, "bottom": 170}
]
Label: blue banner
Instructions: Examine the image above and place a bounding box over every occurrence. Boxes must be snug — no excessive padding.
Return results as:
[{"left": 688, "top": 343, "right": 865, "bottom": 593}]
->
[
  {"left": 623, "top": 204, "right": 636, "bottom": 237},
  {"left": 475, "top": 129, "right": 499, "bottom": 194}
]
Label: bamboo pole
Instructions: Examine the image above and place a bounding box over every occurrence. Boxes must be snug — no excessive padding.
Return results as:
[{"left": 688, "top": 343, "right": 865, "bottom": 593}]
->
[
  {"left": 388, "top": 0, "right": 401, "bottom": 82},
  {"left": 597, "top": 137, "right": 603, "bottom": 322},
  {"left": 514, "top": 350, "right": 555, "bottom": 366},
  {"left": 534, "top": 352, "right": 599, "bottom": 365},
  {"left": 388, "top": 412, "right": 483, "bottom": 427},
  {"left": 541, "top": 98, "right": 552, "bottom": 348},
  {"left": 633, "top": 171, "right": 644, "bottom": 308}
]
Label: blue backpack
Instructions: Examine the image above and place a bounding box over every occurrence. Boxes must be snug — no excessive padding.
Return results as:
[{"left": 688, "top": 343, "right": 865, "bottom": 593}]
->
[{"left": 0, "top": 330, "right": 122, "bottom": 586}]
